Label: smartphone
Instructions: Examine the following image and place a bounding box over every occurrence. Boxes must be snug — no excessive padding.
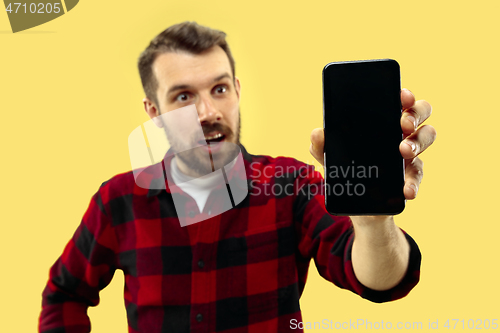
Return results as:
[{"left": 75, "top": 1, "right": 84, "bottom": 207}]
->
[{"left": 322, "top": 59, "right": 405, "bottom": 216}]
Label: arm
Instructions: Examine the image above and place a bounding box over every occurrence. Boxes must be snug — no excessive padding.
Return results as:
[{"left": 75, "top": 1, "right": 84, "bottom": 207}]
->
[
  {"left": 293, "top": 164, "right": 421, "bottom": 302},
  {"left": 350, "top": 215, "right": 410, "bottom": 290},
  {"left": 308, "top": 88, "right": 436, "bottom": 292},
  {"left": 39, "top": 185, "right": 118, "bottom": 333}
]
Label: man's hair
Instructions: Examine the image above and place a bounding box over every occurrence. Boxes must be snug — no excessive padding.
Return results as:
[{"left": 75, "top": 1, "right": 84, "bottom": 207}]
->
[{"left": 138, "top": 21, "right": 236, "bottom": 106}]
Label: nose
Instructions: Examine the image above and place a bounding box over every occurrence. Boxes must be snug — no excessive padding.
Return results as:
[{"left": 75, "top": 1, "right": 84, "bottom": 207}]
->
[{"left": 197, "top": 94, "right": 222, "bottom": 126}]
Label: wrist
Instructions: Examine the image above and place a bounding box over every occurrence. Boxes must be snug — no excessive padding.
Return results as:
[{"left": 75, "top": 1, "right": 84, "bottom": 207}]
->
[
  {"left": 350, "top": 215, "right": 394, "bottom": 229},
  {"left": 351, "top": 215, "right": 402, "bottom": 247}
]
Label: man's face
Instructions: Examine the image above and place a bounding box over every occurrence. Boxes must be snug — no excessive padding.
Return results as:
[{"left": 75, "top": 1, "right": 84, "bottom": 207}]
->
[{"left": 143, "top": 46, "right": 241, "bottom": 177}]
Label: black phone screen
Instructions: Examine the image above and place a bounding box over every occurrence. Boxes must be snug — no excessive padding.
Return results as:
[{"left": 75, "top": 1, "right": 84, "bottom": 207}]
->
[{"left": 323, "top": 59, "right": 405, "bottom": 215}]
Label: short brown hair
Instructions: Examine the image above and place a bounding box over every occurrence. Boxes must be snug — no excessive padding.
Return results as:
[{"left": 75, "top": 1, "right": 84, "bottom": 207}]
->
[{"left": 138, "top": 21, "right": 236, "bottom": 106}]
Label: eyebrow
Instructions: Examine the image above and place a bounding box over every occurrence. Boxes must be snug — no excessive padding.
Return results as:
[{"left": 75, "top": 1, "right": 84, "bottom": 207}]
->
[{"left": 166, "top": 73, "right": 232, "bottom": 98}]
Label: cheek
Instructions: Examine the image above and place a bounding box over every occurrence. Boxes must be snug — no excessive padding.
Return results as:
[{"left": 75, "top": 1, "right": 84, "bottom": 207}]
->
[
  {"left": 218, "top": 97, "right": 239, "bottom": 118},
  {"left": 228, "top": 103, "right": 240, "bottom": 128}
]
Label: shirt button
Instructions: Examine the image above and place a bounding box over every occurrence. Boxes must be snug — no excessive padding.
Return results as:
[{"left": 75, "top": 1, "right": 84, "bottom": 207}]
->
[
  {"left": 198, "top": 260, "right": 204, "bottom": 268},
  {"left": 188, "top": 210, "right": 196, "bottom": 218},
  {"left": 196, "top": 313, "right": 203, "bottom": 322}
]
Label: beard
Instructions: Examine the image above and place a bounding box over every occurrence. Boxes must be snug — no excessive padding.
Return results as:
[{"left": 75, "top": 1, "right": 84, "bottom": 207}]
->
[{"left": 163, "top": 109, "right": 241, "bottom": 177}]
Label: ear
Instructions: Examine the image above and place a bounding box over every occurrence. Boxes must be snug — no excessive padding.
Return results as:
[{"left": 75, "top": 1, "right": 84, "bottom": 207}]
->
[
  {"left": 234, "top": 76, "right": 241, "bottom": 100},
  {"left": 143, "top": 97, "right": 164, "bottom": 128}
]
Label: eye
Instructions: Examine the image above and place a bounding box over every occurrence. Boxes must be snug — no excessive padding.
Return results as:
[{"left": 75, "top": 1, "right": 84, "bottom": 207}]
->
[
  {"left": 175, "top": 93, "right": 191, "bottom": 102},
  {"left": 214, "top": 85, "right": 227, "bottom": 94}
]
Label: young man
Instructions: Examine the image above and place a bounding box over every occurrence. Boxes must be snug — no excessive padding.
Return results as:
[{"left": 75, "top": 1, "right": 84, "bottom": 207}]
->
[{"left": 39, "top": 22, "right": 436, "bottom": 332}]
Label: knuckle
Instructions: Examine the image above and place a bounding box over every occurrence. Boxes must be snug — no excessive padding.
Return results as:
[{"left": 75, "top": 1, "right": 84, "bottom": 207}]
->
[
  {"left": 422, "top": 125, "right": 437, "bottom": 147},
  {"left": 415, "top": 100, "right": 431, "bottom": 121},
  {"left": 424, "top": 100, "right": 433, "bottom": 116},
  {"left": 417, "top": 168, "right": 424, "bottom": 179},
  {"left": 405, "top": 108, "right": 418, "bottom": 119},
  {"left": 427, "top": 125, "right": 437, "bottom": 140},
  {"left": 414, "top": 158, "right": 424, "bottom": 178}
]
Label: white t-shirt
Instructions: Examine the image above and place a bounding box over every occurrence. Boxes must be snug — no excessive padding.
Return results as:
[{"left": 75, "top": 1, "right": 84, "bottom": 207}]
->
[{"left": 170, "top": 156, "right": 236, "bottom": 213}]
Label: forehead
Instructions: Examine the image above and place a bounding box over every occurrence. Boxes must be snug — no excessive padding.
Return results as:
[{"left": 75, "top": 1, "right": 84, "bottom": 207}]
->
[{"left": 152, "top": 46, "right": 232, "bottom": 90}]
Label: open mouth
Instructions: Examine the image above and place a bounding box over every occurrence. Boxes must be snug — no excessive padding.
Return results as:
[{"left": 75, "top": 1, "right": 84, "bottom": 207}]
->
[{"left": 200, "top": 132, "right": 226, "bottom": 145}]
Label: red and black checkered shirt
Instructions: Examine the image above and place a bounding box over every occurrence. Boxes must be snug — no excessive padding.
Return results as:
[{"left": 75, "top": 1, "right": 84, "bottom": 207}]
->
[{"left": 39, "top": 145, "right": 421, "bottom": 333}]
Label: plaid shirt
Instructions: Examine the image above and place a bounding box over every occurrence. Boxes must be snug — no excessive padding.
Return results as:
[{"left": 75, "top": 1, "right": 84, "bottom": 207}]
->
[{"left": 39, "top": 145, "right": 421, "bottom": 333}]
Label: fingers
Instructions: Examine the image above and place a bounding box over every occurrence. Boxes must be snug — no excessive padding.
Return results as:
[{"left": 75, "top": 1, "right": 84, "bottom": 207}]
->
[
  {"left": 309, "top": 128, "right": 325, "bottom": 166},
  {"left": 401, "top": 98, "right": 433, "bottom": 136},
  {"left": 400, "top": 124, "right": 437, "bottom": 159},
  {"left": 400, "top": 88, "right": 416, "bottom": 110},
  {"left": 403, "top": 157, "right": 424, "bottom": 200}
]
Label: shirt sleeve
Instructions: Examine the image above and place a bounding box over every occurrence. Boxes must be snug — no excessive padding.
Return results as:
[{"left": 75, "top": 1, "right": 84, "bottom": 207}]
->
[
  {"left": 39, "top": 185, "right": 118, "bottom": 332},
  {"left": 293, "top": 165, "right": 421, "bottom": 303}
]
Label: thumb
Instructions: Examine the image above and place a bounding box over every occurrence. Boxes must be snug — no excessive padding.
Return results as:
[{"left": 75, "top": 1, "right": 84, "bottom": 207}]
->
[{"left": 309, "top": 128, "right": 325, "bottom": 166}]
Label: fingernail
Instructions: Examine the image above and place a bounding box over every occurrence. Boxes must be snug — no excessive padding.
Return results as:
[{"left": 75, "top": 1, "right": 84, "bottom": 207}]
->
[
  {"left": 405, "top": 140, "right": 416, "bottom": 153},
  {"left": 403, "top": 88, "right": 415, "bottom": 99},
  {"left": 406, "top": 115, "right": 416, "bottom": 129},
  {"left": 409, "top": 183, "right": 418, "bottom": 196}
]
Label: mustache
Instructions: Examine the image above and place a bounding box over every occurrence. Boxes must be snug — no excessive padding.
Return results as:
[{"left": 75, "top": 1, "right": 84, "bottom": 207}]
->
[{"left": 202, "top": 123, "right": 233, "bottom": 137}]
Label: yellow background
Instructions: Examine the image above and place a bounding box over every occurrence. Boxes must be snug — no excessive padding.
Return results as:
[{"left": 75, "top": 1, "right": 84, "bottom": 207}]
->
[{"left": 1, "top": 0, "right": 498, "bottom": 331}]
